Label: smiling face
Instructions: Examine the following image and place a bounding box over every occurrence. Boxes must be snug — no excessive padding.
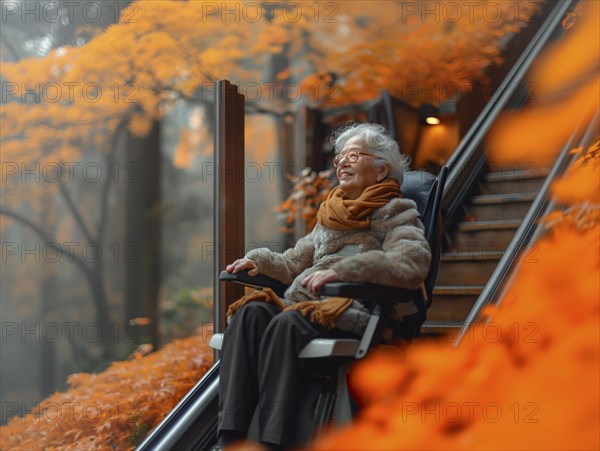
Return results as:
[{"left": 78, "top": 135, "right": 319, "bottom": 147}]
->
[{"left": 335, "top": 135, "right": 390, "bottom": 199}]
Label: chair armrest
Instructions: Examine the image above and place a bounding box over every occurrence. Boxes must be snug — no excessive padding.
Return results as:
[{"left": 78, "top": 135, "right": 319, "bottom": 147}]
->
[
  {"left": 219, "top": 270, "right": 289, "bottom": 294},
  {"left": 320, "top": 282, "right": 417, "bottom": 303},
  {"left": 209, "top": 333, "right": 224, "bottom": 351}
]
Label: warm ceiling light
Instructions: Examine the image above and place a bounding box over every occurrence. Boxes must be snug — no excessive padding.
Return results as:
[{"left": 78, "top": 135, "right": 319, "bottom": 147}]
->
[{"left": 420, "top": 103, "right": 440, "bottom": 125}]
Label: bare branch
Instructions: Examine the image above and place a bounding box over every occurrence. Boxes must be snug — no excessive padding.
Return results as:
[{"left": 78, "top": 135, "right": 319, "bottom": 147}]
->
[
  {"left": 0, "top": 206, "right": 92, "bottom": 274},
  {"left": 58, "top": 180, "right": 96, "bottom": 243}
]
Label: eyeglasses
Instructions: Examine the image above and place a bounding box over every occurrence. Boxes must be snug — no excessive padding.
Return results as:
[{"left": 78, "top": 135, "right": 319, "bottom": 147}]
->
[{"left": 332, "top": 150, "right": 375, "bottom": 167}]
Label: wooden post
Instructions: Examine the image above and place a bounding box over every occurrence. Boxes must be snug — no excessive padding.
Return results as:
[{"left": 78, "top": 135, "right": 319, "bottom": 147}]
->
[{"left": 213, "top": 80, "right": 245, "bottom": 335}]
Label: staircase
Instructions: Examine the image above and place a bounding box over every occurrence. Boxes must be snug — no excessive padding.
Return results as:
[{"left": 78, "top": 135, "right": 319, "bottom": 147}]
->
[{"left": 425, "top": 165, "right": 550, "bottom": 326}]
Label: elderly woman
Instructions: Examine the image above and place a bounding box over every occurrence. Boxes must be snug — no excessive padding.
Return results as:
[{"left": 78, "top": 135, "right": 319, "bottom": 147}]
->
[{"left": 216, "top": 123, "right": 431, "bottom": 450}]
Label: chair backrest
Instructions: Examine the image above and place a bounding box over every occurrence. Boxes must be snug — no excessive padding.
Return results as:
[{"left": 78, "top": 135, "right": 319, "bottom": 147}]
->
[
  {"left": 401, "top": 167, "right": 448, "bottom": 307},
  {"left": 401, "top": 170, "right": 438, "bottom": 228}
]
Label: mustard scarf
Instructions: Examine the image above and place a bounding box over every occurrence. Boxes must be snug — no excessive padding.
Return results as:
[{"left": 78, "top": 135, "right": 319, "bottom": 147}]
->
[{"left": 316, "top": 178, "right": 402, "bottom": 231}]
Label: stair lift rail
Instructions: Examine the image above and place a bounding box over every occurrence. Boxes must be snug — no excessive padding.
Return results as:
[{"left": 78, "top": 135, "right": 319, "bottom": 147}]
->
[
  {"left": 441, "top": 0, "right": 575, "bottom": 224},
  {"left": 455, "top": 109, "right": 600, "bottom": 343}
]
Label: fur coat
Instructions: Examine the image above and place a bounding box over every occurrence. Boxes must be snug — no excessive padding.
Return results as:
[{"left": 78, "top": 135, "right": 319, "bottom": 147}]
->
[{"left": 245, "top": 197, "right": 431, "bottom": 335}]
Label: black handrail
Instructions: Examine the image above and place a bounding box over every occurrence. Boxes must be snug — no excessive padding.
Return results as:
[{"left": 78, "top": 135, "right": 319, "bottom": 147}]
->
[{"left": 441, "top": 0, "right": 575, "bottom": 223}]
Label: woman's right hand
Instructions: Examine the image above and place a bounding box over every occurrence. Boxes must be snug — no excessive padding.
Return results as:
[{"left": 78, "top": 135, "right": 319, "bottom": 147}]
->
[{"left": 226, "top": 258, "right": 259, "bottom": 276}]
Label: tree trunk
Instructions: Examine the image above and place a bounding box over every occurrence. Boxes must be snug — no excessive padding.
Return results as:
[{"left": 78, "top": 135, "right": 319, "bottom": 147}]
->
[{"left": 123, "top": 121, "right": 161, "bottom": 347}]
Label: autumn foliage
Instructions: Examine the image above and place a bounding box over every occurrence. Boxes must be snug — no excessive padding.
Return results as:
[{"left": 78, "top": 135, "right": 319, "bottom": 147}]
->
[
  {"left": 276, "top": 168, "right": 334, "bottom": 233},
  {"left": 0, "top": 1, "right": 289, "bottom": 174},
  {"left": 298, "top": 0, "right": 544, "bottom": 107},
  {"left": 2, "top": 1, "right": 592, "bottom": 450},
  {"left": 0, "top": 0, "right": 543, "bottom": 173},
  {"left": 0, "top": 329, "right": 214, "bottom": 450}
]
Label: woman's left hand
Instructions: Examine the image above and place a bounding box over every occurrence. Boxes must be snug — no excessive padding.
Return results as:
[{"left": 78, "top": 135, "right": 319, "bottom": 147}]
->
[{"left": 302, "top": 269, "right": 340, "bottom": 294}]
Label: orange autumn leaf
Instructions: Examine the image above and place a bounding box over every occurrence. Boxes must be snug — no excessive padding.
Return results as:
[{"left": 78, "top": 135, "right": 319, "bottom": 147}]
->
[
  {"left": 488, "top": 80, "right": 598, "bottom": 166},
  {"left": 532, "top": 1, "right": 599, "bottom": 93},
  {"left": 128, "top": 343, "right": 154, "bottom": 360},
  {"left": 276, "top": 67, "right": 291, "bottom": 81},
  {"left": 552, "top": 162, "right": 600, "bottom": 205},
  {"left": 129, "top": 317, "right": 151, "bottom": 326},
  {"left": 488, "top": 0, "right": 599, "bottom": 165}
]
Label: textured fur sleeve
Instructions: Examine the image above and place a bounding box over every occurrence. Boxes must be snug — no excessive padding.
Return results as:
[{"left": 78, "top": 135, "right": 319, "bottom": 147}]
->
[
  {"left": 245, "top": 231, "right": 316, "bottom": 285},
  {"left": 330, "top": 204, "right": 431, "bottom": 289}
]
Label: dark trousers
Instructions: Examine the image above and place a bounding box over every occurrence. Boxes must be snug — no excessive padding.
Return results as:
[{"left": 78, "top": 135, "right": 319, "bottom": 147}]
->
[{"left": 218, "top": 302, "right": 355, "bottom": 446}]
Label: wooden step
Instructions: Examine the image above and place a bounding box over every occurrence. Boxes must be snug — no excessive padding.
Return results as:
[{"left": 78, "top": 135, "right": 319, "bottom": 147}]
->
[
  {"left": 427, "top": 285, "right": 483, "bottom": 323},
  {"left": 451, "top": 220, "right": 521, "bottom": 252},
  {"left": 484, "top": 168, "right": 549, "bottom": 194},
  {"left": 437, "top": 251, "right": 503, "bottom": 285},
  {"left": 420, "top": 321, "right": 463, "bottom": 341},
  {"left": 467, "top": 192, "right": 537, "bottom": 221}
]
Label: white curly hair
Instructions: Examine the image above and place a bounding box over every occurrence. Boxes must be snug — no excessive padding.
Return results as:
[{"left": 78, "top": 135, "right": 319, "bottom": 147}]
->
[{"left": 331, "top": 122, "right": 410, "bottom": 186}]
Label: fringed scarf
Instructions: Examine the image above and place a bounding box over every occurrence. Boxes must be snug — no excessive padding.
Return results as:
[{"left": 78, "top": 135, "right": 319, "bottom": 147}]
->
[
  {"left": 284, "top": 297, "right": 353, "bottom": 329},
  {"left": 227, "top": 288, "right": 353, "bottom": 329},
  {"left": 227, "top": 288, "right": 286, "bottom": 318},
  {"left": 316, "top": 178, "right": 402, "bottom": 231}
]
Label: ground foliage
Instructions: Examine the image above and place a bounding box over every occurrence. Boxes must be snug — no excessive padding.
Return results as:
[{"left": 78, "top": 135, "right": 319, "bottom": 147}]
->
[{"left": 0, "top": 328, "right": 214, "bottom": 450}]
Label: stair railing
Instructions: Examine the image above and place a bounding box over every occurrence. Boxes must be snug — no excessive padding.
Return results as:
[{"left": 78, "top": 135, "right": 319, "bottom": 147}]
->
[
  {"left": 455, "top": 109, "right": 599, "bottom": 344},
  {"left": 441, "top": 0, "right": 575, "bottom": 224},
  {"left": 135, "top": 362, "right": 220, "bottom": 450}
]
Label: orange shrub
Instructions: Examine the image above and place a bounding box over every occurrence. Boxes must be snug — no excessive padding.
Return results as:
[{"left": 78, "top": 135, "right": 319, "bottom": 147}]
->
[{"left": 0, "top": 329, "right": 213, "bottom": 450}]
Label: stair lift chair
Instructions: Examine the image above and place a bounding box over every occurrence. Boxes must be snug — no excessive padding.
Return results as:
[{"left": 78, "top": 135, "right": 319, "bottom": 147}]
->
[{"left": 210, "top": 166, "right": 448, "bottom": 444}]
